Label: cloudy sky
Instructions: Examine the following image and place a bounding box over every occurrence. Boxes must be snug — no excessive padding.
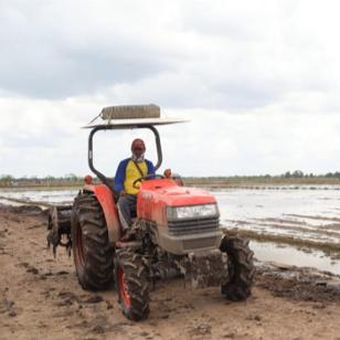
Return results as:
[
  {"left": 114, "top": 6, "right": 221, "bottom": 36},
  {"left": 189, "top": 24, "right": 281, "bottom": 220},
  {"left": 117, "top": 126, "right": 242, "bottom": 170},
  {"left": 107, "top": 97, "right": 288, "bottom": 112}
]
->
[{"left": 1, "top": 0, "right": 340, "bottom": 177}]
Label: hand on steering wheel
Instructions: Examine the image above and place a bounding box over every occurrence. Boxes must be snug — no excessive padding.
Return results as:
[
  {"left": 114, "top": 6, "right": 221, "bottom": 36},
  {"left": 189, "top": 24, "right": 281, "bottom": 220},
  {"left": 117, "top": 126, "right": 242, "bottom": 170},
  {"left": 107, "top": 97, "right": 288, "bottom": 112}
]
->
[{"left": 132, "top": 174, "right": 164, "bottom": 189}]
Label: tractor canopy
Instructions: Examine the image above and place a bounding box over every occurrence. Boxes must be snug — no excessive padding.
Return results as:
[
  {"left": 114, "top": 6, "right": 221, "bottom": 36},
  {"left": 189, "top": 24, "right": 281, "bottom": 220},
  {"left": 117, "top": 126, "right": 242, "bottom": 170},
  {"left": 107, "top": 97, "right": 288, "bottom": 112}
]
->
[
  {"left": 83, "top": 104, "right": 188, "bottom": 190},
  {"left": 84, "top": 104, "right": 187, "bottom": 129}
]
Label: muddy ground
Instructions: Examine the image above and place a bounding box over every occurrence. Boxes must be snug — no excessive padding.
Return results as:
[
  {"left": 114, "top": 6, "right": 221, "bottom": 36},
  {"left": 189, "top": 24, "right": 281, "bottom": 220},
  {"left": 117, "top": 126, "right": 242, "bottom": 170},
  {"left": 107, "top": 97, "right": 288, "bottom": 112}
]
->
[{"left": 1, "top": 205, "right": 340, "bottom": 340}]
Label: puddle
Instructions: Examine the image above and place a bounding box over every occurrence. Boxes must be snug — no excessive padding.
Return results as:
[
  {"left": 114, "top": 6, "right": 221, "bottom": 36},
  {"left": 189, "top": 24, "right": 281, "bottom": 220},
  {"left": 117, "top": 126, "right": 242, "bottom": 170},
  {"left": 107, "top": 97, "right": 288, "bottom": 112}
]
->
[
  {"left": 251, "top": 240, "right": 340, "bottom": 275},
  {"left": 0, "top": 198, "right": 23, "bottom": 206},
  {"left": 0, "top": 189, "right": 77, "bottom": 205}
]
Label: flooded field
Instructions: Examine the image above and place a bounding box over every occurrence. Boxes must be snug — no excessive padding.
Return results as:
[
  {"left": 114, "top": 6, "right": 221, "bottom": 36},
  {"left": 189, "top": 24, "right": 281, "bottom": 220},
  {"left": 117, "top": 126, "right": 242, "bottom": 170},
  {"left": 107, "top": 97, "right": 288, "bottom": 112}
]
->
[
  {"left": 216, "top": 187, "right": 340, "bottom": 244},
  {"left": 0, "top": 188, "right": 77, "bottom": 206},
  {"left": 216, "top": 186, "right": 340, "bottom": 274},
  {"left": 1, "top": 185, "right": 340, "bottom": 274}
]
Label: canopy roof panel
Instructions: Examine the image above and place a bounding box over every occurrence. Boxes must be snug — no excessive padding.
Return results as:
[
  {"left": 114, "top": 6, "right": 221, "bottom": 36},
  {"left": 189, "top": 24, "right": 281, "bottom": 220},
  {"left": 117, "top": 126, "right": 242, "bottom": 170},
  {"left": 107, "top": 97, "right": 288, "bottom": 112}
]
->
[{"left": 84, "top": 117, "right": 188, "bottom": 129}]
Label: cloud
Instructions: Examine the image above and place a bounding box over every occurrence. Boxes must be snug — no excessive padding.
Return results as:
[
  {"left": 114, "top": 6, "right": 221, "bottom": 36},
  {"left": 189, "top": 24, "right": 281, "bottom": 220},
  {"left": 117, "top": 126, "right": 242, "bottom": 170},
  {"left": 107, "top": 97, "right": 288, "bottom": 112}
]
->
[
  {"left": 1, "top": 95, "right": 340, "bottom": 177},
  {"left": 1, "top": 0, "right": 340, "bottom": 176},
  {"left": 0, "top": 1, "right": 180, "bottom": 98},
  {"left": 2, "top": 0, "right": 339, "bottom": 110}
]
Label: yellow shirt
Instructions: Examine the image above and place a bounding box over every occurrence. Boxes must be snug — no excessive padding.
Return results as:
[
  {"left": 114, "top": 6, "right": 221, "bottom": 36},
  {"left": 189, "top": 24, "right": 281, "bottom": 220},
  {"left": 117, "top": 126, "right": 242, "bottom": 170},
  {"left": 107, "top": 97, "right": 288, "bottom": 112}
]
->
[{"left": 124, "top": 160, "right": 148, "bottom": 195}]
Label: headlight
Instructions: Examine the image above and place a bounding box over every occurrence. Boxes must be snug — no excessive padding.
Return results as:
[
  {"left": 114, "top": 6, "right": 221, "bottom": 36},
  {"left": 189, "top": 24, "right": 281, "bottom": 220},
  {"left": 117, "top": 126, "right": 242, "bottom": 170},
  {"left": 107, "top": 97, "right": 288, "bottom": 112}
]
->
[{"left": 167, "top": 204, "right": 219, "bottom": 220}]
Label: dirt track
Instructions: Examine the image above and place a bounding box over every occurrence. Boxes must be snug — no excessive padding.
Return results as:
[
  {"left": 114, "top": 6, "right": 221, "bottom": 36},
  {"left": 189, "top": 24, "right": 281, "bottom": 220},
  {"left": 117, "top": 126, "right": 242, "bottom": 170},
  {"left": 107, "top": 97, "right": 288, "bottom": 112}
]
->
[{"left": 1, "top": 205, "right": 340, "bottom": 340}]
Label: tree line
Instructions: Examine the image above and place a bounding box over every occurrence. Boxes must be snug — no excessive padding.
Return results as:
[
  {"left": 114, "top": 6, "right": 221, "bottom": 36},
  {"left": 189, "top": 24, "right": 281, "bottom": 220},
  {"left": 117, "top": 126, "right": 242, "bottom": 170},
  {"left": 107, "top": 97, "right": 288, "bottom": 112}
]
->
[
  {"left": 282, "top": 171, "right": 340, "bottom": 178},
  {"left": 0, "top": 174, "right": 84, "bottom": 187},
  {"left": 1, "top": 170, "right": 340, "bottom": 186}
]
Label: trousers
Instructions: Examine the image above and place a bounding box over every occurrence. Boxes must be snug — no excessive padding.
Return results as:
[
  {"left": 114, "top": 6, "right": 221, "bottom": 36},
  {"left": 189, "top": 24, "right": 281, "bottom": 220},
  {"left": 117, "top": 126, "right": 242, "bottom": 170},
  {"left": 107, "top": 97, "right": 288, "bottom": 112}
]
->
[{"left": 117, "top": 194, "right": 137, "bottom": 231}]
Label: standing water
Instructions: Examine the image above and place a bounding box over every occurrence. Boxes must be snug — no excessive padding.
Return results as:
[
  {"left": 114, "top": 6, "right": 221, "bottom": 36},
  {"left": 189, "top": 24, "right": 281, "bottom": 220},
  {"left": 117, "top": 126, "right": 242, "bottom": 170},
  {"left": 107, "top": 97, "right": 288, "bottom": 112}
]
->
[{"left": 1, "top": 186, "right": 340, "bottom": 274}]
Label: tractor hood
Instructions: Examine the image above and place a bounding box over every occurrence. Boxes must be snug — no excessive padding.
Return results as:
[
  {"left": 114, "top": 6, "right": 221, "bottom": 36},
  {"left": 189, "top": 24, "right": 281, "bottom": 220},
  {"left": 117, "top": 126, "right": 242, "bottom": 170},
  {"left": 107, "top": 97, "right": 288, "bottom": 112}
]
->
[
  {"left": 139, "top": 179, "right": 217, "bottom": 206},
  {"left": 137, "top": 179, "right": 218, "bottom": 223}
]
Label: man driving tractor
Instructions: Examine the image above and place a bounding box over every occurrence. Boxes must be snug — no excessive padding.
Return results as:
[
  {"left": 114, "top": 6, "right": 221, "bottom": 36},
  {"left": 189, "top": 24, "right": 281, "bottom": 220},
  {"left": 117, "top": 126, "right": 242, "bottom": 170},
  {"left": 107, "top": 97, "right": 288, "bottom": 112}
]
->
[
  {"left": 47, "top": 105, "right": 254, "bottom": 321},
  {"left": 114, "top": 138, "right": 155, "bottom": 237}
]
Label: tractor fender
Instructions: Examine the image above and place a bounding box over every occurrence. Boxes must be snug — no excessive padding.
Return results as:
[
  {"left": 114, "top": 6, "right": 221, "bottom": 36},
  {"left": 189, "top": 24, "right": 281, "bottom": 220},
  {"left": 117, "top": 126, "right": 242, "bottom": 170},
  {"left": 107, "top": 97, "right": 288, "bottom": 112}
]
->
[{"left": 84, "top": 184, "right": 121, "bottom": 244}]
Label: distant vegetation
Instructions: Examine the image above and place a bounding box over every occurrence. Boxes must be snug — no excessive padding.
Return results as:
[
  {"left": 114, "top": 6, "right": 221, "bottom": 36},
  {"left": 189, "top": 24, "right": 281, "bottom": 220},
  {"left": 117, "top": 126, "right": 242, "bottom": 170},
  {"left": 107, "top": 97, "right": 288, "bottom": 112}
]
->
[
  {"left": 184, "top": 170, "right": 340, "bottom": 188},
  {"left": 1, "top": 170, "right": 340, "bottom": 188},
  {"left": 0, "top": 174, "right": 84, "bottom": 188}
]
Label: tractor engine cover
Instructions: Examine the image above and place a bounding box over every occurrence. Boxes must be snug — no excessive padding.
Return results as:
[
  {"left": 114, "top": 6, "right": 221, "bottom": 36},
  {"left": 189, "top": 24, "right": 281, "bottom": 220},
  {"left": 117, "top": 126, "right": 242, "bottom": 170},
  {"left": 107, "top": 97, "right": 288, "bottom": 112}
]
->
[{"left": 137, "top": 179, "right": 222, "bottom": 255}]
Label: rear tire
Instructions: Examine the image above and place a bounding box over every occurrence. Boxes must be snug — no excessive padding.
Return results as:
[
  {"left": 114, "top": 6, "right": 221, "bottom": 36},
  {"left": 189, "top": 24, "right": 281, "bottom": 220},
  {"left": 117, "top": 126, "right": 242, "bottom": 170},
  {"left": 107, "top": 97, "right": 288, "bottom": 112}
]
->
[
  {"left": 115, "top": 249, "right": 149, "bottom": 321},
  {"left": 220, "top": 235, "right": 255, "bottom": 301},
  {"left": 71, "top": 193, "right": 114, "bottom": 290}
]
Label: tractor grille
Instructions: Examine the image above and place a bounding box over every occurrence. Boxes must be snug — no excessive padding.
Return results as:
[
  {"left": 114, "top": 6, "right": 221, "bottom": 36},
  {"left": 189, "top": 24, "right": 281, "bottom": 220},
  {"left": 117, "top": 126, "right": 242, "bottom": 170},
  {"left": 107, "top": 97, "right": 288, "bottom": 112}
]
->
[{"left": 168, "top": 217, "right": 219, "bottom": 236}]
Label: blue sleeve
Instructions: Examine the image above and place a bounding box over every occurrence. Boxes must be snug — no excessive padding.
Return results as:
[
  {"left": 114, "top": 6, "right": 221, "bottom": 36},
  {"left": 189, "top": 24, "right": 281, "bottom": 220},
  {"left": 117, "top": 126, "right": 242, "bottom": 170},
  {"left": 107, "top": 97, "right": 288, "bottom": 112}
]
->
[
  {"left": 114, "top": 159, "right": 128, "bottom": 192},
  {"left": 146, "top": 160, "right": 155, "bottom": 176}
]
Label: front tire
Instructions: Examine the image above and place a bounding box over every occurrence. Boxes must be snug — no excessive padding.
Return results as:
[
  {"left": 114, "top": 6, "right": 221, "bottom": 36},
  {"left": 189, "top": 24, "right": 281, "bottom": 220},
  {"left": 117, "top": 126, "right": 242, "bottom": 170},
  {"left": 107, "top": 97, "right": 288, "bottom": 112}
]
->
[
  {"left": 71, "top": 193, "right": 114, "bottom": 290},
  {"left": 220, "top": 235, "right": 255, "bottom": 301},
  {"left": 115, "top": 249, "right": 149, "bottom": 321}
]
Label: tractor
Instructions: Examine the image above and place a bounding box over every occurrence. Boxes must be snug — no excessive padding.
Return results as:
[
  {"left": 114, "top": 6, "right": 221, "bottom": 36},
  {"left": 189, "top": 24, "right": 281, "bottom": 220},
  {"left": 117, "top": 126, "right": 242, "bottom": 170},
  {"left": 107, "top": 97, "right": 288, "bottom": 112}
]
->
[{"left": 47, "top": 104, "right": 255, "bottom": 321}]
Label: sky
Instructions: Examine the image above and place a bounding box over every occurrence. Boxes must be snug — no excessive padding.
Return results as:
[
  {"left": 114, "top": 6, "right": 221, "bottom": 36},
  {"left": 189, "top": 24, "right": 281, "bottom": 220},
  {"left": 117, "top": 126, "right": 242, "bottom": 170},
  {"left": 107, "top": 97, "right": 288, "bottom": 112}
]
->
[{"left": 1, "top": 0, "right": 340, "bottom": 177}]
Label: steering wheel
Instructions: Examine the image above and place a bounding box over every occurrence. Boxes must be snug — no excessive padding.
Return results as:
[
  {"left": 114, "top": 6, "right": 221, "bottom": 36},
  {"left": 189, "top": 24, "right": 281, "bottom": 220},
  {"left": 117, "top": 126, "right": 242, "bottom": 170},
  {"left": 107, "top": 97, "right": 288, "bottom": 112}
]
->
[{"left": 132, "top": 174, "right": 164, "bottom": 189}]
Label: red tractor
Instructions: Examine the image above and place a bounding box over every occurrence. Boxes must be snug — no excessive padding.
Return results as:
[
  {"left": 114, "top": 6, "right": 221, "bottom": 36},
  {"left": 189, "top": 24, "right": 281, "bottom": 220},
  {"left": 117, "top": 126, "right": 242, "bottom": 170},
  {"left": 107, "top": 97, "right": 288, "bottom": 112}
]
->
[{"left": 47, "top": 104, "right": 255, "bottom": 321}]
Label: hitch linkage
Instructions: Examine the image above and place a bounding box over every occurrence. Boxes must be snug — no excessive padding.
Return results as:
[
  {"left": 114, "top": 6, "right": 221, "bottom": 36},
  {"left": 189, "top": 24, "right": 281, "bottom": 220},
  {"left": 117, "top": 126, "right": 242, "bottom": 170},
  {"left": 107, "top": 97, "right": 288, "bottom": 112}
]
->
[{"left": 47, "top": 206, "right": 72, "bottom": 258}]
